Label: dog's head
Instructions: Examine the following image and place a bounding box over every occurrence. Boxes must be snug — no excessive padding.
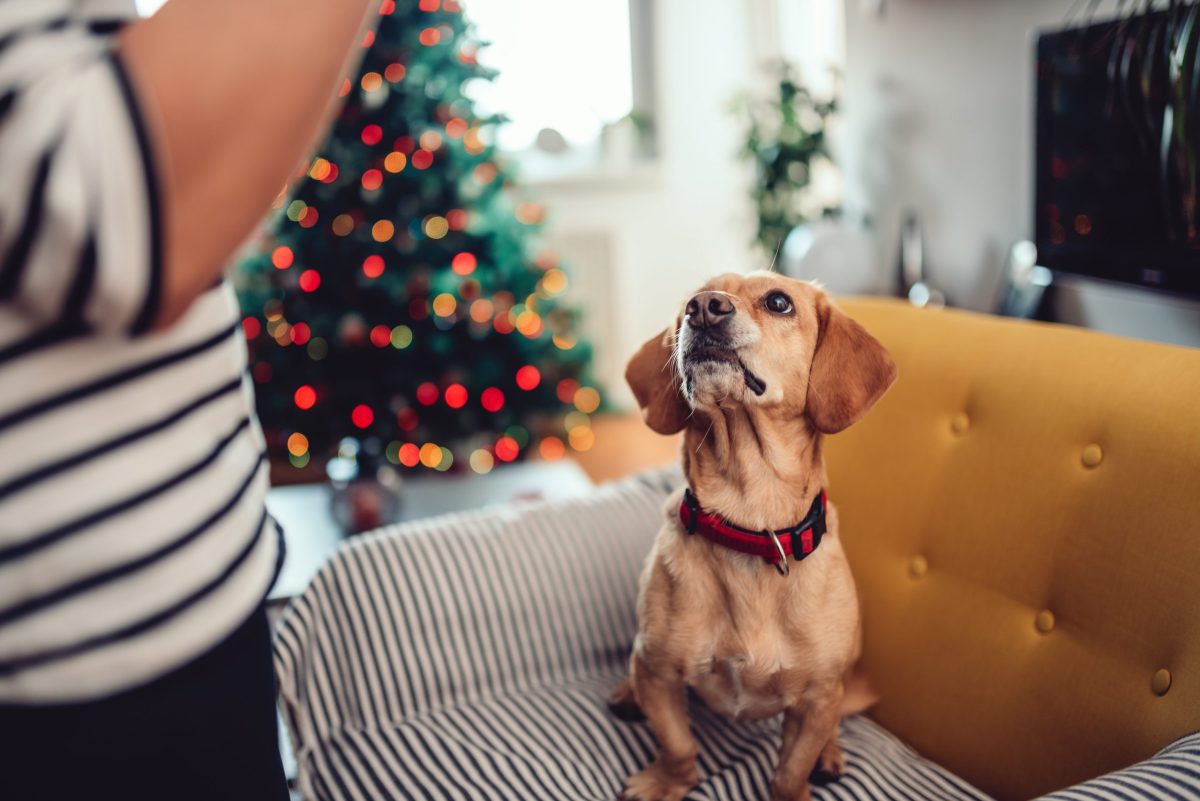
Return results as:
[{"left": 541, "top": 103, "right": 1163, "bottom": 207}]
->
[{"left": 625, "top": 272, "right": 898, "bottom": 435}]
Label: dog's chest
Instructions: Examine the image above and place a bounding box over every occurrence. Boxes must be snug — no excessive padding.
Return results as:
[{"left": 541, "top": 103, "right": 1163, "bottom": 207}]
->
[{"left": 687, "top": 619, "right": 798, "bottom": 720}]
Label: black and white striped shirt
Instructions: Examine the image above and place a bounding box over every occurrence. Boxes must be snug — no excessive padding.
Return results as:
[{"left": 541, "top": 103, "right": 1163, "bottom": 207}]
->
[{"left": 0, "top": 0, "right": 281, "bottom": 703}]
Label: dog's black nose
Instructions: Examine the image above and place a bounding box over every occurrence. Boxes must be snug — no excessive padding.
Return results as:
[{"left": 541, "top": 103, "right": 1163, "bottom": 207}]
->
[{"left": 686, "top": 291, "right": 735, "bottom": 329}]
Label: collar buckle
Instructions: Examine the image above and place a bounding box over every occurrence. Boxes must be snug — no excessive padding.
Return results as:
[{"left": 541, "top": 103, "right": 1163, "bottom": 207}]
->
[{"left": 765, "top": 529, "right": 789, "bottom": 576}]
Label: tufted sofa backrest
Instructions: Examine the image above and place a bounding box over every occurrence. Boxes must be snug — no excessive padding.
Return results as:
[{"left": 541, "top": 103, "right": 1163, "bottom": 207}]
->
[{"left": 825, "top": 298, "right": 1200, "bottom": 800}]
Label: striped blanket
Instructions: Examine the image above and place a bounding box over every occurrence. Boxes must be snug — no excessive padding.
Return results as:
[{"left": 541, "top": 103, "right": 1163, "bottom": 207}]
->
[{"left": 274, "top": 469, "right": 1199, "bottom": 800}]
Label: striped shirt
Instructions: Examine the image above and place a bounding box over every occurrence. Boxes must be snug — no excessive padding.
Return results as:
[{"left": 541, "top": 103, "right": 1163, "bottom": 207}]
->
[{"left": 0, "top": 0, "right": 281, "bottom": 703}]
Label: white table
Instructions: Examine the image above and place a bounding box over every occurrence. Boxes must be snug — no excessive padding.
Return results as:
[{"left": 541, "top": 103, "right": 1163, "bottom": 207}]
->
[{"left": 266, "top": 459, "right": 595, "bottom": 601}]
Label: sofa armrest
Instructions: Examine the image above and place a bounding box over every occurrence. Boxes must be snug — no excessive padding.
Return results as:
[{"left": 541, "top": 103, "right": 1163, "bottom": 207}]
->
[
  {"left": 1035, "top": 731, "right": 1200, "bottom": 800},
  {"left": 273, "top": 466, "right": 680, "bottom": 765}
]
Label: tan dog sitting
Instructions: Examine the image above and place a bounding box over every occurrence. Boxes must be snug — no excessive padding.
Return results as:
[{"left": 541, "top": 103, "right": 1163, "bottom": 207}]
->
[{"left": 610, "top": 272, "right": 898, "bottom": 801}]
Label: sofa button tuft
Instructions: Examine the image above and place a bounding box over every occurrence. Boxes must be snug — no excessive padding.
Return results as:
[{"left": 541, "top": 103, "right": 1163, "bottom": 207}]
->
[
  {"left": 1081, "top": 444, "right": 1103, "bottom": 468},
  {"left": 908, "top": 555, "right": 928, "bottom": 578},
  {"left": 1152, "top": 668, "right": 1172, "bottom": 696},
  {"left": 1035, "top": 610, "right": 1055, "bottom": 634},
  {"left": 950, "top": 413, "right": 970, "bottom": 435}
]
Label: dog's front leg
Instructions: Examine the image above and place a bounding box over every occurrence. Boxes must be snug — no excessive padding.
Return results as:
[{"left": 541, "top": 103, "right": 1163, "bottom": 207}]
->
[
  {"left": 619, "top": 654, "right": 699, "bottom": 801},
  {"left": 771, "top": 683, "right": 844, "bottom": 801}
]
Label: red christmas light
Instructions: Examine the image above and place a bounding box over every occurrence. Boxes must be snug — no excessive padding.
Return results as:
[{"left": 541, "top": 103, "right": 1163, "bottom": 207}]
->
[
  {"left": 515, "top": 365, "right": 541, "bottom": 390},
  {"left": 444, "top": 383, "right": 468, "bottom": 408},
  {"left": 411, "top": 149, "right": 434, "bottom": 170},
  {"left": 451, "top": 252, "right": 477, "bottom": 275},
  {"left": 394, "top": 136, "right": 415, "bottom": 153},
  {"left": 556, "top": 378, "right": 580, "bottom": 404},
  {"left": 419, "top": 27, "right": 441, "bottom": 46},
  {"left": 271, "top": 246, "right": 294, "bottom": 269},
  {"left": 481, "top": 387, "right": 505, "bottom": 412},
  {"left": 369, "top": 324, "right": 391, "bottom": 347},
  {"left": 361, "top": 124, "right": 383, "bottom": 146},
  {"left": 416, "top": 382, "right": 439, "bottom": 405},
  {"left": 379, "top": 0, "right": 395, "bottom": 14},
  {"left": 298, "top": 269, "right": 321, "bottom": 292},
  {"left": 419, "top": 0, "right": 440, "bottom": 10},
  {"left": 362, "top": 255, "right": 385, "bottom": 278},
  {"left": 351, "top": 404, "right": 374, "bottom": 428},
  {"left": 446, "top": 208, "right": 467, "bottom": 230},
  {"left": 338, "top": 78, "right": 352, "bottom": 98},
  {"left": 299, "top": 207, "right": 319, "bottom": 228},
  {"left": 495, "top": 436, "right": 519, "bottom": 462},
  {"left": 294, "top": 385, "right": 317, "bottom": 410},
  {"left": 242, "top": 317, "right": 261, "bottom": 339},
  {"left": 290, "top": 322, "right": 311, "bottom": 346},
  {"left": 398, "top": 442, "right": 420, "bottom": 467},
  {"left": 361, "top": 169, "right": 383, "bottom": 190},
  {"left": 361, "top": 30, "right": 376, "bottom": 48},
  {"left": 396, "top": 407, "right": 419, "bottom": 432}
]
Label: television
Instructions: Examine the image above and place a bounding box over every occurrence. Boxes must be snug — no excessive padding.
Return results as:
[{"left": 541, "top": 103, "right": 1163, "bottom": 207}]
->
[{"left": 1035, "top": 11, "right": 1200, "bottom": 296}]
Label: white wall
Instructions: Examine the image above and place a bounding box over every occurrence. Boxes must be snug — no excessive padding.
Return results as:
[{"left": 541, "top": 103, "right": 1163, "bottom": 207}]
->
[
  {"left": 840, "top": 0, "right": 1200, "bottom": 347},
  {"left": 537, "top": 0, "right": 761, "bottom": 406}
]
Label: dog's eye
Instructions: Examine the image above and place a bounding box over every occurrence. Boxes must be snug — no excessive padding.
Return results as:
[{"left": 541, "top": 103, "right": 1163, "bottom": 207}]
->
[{"left": 764, "top": 292, "right": 794, "bottom": 314}]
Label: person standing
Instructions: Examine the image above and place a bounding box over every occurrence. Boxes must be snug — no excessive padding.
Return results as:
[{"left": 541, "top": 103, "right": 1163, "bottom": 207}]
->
[{"left": 0, "top": 1, "right": 373, "bottom": 797}]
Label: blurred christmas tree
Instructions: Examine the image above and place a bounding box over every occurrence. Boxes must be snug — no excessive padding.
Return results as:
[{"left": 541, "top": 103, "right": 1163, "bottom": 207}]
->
[{"left": 236, "top": 0, "right": 598, "bottom": 477}]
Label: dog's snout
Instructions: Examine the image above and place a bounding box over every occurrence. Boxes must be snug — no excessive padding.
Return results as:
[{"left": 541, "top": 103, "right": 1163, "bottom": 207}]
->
[{"left": 686, "top": 292, "right": 735, "bottom": 330}]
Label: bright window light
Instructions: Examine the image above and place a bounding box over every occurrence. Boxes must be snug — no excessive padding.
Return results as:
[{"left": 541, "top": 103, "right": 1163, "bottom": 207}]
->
[
  {"left": 135, "top": 0, "right": 168, "bottom": 16},
  {"left": 465, "top": 0, "right": 634, "bottom": 152}
]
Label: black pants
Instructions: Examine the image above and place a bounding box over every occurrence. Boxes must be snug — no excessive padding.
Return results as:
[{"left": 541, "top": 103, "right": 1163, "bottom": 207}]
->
[{"left": 0, "top": 606, "right": 290, "bottom": 801}]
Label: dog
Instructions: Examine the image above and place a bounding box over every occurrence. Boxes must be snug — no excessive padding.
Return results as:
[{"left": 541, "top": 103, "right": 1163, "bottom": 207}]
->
[{"left": 610, "top": 272, "right": 898, "bottom": 801}]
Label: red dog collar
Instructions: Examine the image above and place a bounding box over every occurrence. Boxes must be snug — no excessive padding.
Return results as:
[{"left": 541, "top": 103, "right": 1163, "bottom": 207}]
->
[{"left": 679, "top": 488, "right": 827, "bottom": 576}]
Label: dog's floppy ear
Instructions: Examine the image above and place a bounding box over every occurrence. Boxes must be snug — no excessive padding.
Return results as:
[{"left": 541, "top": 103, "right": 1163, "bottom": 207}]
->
[
  {"left": 805, "top": 299, "right": 898, "bottom": 434},
  {"left": 625, "top": 323, "right": 690, "bottom": 435}
]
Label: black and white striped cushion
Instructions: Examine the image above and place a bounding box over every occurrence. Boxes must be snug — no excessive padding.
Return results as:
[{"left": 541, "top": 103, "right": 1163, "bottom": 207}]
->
[
  {"left": 275, "top": 469, "right": 1188, "bottom": 800},
  {"left": 1036, "top": 732, "right": 1200, "bottom": 801}
]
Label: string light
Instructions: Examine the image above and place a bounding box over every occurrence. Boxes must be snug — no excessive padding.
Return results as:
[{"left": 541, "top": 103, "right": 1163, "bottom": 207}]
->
[
  {"left": 351, "top": 404, "right": 374, "bottom": 428},
  {"left": 412, "top": 149, "right": 434, "bottom": 170},
  {"left": 469, "top": 298, "right": 493, "bottom": 323},
  {"left": 574, "top": 387, "right": 601, "bottom": 414},
  {"left": 242, "top": 317, "right": 261, "bottom": 339},
  {"left": 432, "top": 293, "right": 457, "bottom": 316},
  {"left": 539, "top": 437, "right": 565, "bottom": 460},
  {"left": 541, "top": 268, "right": 567, "bottom": 294},
  {"left": 568, "top": 426, "right": 595, "bottom": 451},
  {"left": 469, "top": 449, "right": 494, "bottom": 474},
  {"left": 394, "top": 136, "right": 415, "bottom": 153},
  {"left": 361, "top": 124, "right": 383, "bottom": 146},
  {"left": 299, "top": 270, "right": 321, "bottom": 292},
  {"left": 369, "top": 324, "right": 391, "bottom": 347},
  {"left": 307, "top": 338, "right": 328, "bottom": 361},
  {"left": 290, "top": 322, "right": 311, "bottom": 346},
  {"left": 446, "top": 209, "right": 468, "bottom": 230},
  {"left": 445, "top": 118, "right": 468, "bottom": 138},
  {"left": 416, "top": 382, "right": 439, "bottom": 405},
  {"left": 399, "top": 443, "right": 420, "bottom": 467},
  {"left": 515, "top": 365, "right": 540, "bottom": 390},
  {"left": 419, "top": 0, "right": 440, "bottom": 10},
  {"left": 384, "top": 63, "right": 406, "bottom": 82},
  {"left": 424, "top": 215, "right": 449, "bottom": 239},
  {"left": 362, "top": 254, "right": 385, "bottom": 277},
  {"left": 494, "top": 436, "right": 519, "bottom": 462},
  {"left": 361, "top": 72, "right": 383, "bottom": 92},
  {"left": 371, "top": 221, "right": 394, "bottom": 242},
  {"left": 294, "top": 385, "right": 317, "bottom": 410},
  {"left": 331, "top": 214, "right": 355, "bottom": 236},
  {"left": 419, "top": 27, "right": 441, "bottom": 46},
  {"left": 419, "top": 443, "right": 441, "bottom": 467},
  {"left": 451, "top": 252, "right": 476, "bottom": 275},
  {"left": 309, "top": 158, "right": 333, "bottom": 181},
  {"left": 556, "top": 378, "right": 580, "bottom": 403},
  {"left": 299, "top": 207, "right": 319, "bottom": 228},
  {"left": 379, "top": 0, "right": 396, "bottom": 15},
  {"left": 362, "top": 169, "right": 383, "bottom": 190},
  {"left": 419, "top": 131, "right": 443, "bottom": 150},
  {"left": 287, "top": 433, "right": 309, "bottom": 457},
  {"left": 286, "top": 200, "right": 307, "bottom": 221},
  {"left": 338, "top": 78, "right": 352, "bottom": 98},
  {"left": 481, "top": 387, "right": 504, "bottom": 412},
  {"left": 361, "top": 30, "right": 375, "bottom": 48},
  {"left": 444, "top": 384, "right": 468, "bottom": 408},
  {"left": 384, "top": 152, "right": 407, "bottom": 173},
  {"left": 390, "top": 325, "right": 413, "bottom": 349}
]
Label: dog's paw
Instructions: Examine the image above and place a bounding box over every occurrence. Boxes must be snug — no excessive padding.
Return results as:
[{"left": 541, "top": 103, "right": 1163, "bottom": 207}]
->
[
  {"left": 808, "top": 740, "right": 846, "bottom": 785},
  {"left": 618, "top": 765, "right": 696, "bottom": 801}
]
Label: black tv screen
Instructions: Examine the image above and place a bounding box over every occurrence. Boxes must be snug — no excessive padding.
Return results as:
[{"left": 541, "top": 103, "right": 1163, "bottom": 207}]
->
[{"left": 1035, "top": 11, "right": 1200, "bottom": 296}]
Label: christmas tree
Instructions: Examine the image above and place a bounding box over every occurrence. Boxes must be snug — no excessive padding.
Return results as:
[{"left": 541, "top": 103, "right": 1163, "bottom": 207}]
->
[{"left": 236, "top": 0, "right": 598, "bottom": 477}]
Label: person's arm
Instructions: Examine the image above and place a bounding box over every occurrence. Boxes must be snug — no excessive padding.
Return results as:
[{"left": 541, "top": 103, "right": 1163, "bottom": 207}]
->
[{"left": 119, "top": 0, "right": 376, "bottom": 329}]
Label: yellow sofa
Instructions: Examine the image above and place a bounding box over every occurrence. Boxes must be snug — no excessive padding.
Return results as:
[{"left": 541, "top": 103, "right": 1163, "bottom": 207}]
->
[{"left": 827, "top": 298, "right": 1200, "bottom": 800}]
